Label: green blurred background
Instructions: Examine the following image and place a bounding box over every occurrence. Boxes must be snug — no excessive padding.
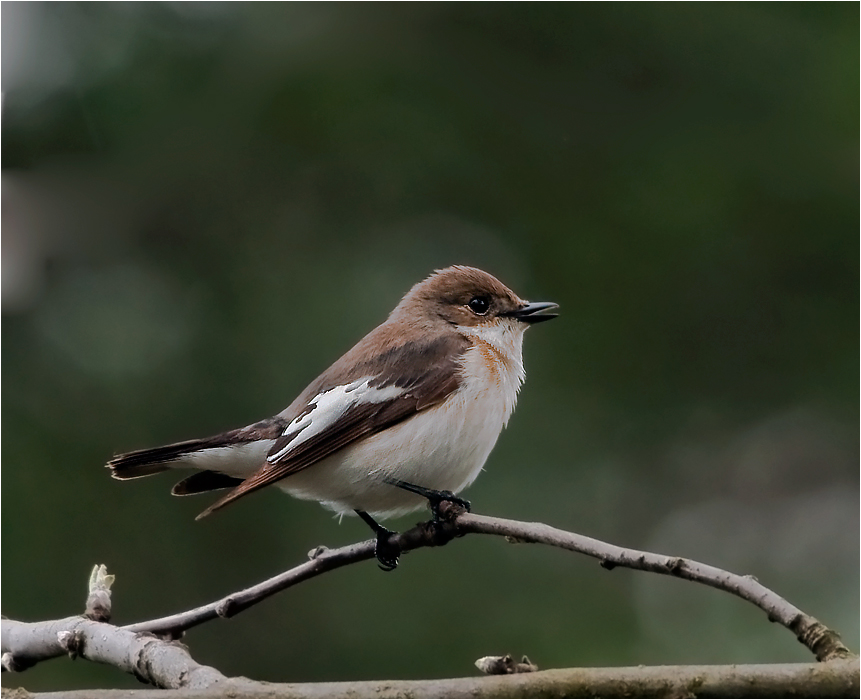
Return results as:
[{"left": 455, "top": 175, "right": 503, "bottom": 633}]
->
[{"left": 2, "top": 2, "right": 858, "bottom": 692}]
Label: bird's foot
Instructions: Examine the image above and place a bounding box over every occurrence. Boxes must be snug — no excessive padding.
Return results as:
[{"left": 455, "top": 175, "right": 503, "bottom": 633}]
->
[
  {"left": 429, "top": 490, "right": 471, "bottom": 522},
  {"left": 374, "top": 527, "right": 401, "bottom": 572},
  {"left": 383, "top": 478, "right": 471, "bottom": 521},
  {"left": 356, "top": 510, "right": 401, "bottom": 572}
]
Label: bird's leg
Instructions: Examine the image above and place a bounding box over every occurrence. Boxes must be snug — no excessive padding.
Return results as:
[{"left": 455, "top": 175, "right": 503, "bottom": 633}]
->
[
  {"left": 383, "top": 477, "right": 472, "bottom": 521},
  {"left": 355, "top": 510, "right": 400, "bottom": 572}
]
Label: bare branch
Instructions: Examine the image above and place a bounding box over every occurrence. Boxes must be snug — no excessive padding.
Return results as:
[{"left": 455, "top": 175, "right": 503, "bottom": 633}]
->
[
  {"left": 454, "top": 510, "right": 853, "bottom": 662},
  {"left": 123, "top": 518, "right": 450, "bottom": 637},
  {"left": 121, "top": 505, "right": 850, "bottom": 662},
  {"left": 0, "top": 617, "right": 225, "bottom": 690},
  {"left": 9, "top": 658, "right": 860, "bottom": 699}
]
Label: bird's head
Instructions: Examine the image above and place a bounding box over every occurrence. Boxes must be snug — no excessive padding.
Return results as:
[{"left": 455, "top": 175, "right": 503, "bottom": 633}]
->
[{"left": 396, "top": 265, "right": 558, "bottom": 331}]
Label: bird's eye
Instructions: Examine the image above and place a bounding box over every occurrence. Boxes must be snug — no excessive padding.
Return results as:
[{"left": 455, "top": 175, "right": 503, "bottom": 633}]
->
[{"left": 467, "top": 296, "right": 491, "bottom": 315}]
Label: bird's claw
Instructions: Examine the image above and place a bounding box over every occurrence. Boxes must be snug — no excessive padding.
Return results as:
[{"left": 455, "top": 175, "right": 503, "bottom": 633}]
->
[
  {"left": 428, "top": 490, "right": 471, "bottom": 521},
  {"left": 374, "top": 530, "right": 401, "bottom": 572}
]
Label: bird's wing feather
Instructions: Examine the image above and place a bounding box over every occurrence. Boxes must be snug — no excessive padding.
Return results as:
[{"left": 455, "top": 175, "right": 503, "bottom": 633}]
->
[{"left": 196, "top": 336, "right": 467, "bottom": 518}]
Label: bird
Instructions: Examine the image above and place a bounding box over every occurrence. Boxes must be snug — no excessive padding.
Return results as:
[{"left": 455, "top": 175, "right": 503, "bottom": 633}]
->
[{"left": 107, "top": 265, "right": 558, "bottom": 569}]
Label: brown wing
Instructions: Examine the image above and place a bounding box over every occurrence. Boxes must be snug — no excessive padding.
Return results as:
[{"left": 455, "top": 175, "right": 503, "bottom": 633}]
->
[{"left": 195, "top": 336, "right": 466, "bottom": 519}]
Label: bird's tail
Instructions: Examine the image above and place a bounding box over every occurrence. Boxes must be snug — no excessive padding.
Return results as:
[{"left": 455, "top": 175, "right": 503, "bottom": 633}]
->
[
  {"left": 107, "top": 439, "right": 210, "bottom": 480},
  {"left": 107, "top": 438, "right": 245, "bottom": 507},
  {"left": 107, "top": 418, "right": 286, "bottom": 512}
]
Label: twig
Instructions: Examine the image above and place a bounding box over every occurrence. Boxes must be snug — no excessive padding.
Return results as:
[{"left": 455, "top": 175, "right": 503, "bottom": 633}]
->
[
  {"left": 121, "top": 505, "right": 850, "bottom": 662},
  {"left": 475, "top": 654, "right": 538, "bottom": 675},
  {"left": 2, "top": 506, "right": 851, "bottom": 683},
  {"left": 84, "top": 564, "right": 115, "bottom": 623},
  {"left": 454, "top": 510, "right": 852, "bottom": 662},
  {"left": 124, "top": 518, "right": 454, "bottom": 636}
]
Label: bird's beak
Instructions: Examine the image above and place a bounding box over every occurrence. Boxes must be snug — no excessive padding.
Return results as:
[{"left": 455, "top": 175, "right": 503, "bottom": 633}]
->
[{"left": 502, "top": 301, "right": 559, "bottom": 324}]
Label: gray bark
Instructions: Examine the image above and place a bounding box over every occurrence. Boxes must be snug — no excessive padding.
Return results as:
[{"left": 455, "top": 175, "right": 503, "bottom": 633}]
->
[{"left": 3, "top": 658, "right": 858, "bottom": 699}]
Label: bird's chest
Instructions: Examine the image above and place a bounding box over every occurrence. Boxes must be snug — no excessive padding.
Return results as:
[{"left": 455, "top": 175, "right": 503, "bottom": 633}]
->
[
  {"left": 452, "top": 339, "right": 523, "bottom": 434},
  {"left": 390, "top": 338, "right": 524, "bottom": 485}
]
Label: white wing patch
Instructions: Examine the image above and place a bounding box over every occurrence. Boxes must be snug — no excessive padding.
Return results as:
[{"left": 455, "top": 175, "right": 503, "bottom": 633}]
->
[{"left": 267, "top": 377, "right": 403, "bottom": 464}]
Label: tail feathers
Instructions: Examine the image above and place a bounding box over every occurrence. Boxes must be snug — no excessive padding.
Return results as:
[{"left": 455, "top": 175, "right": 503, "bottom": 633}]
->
[
  {"left": 108, "top": 419, "right": 290, "bottom": 517},
  {"left": 172, "top": 471, "right": 244, "bottom": 496},
  {"left": 107, "top": 439, "right": 209, "bottom": 480}
]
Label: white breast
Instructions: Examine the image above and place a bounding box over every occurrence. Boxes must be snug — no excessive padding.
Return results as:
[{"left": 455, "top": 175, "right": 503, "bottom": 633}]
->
[{"left": 278, "top": 320, "right": 527, "bottom": 519}]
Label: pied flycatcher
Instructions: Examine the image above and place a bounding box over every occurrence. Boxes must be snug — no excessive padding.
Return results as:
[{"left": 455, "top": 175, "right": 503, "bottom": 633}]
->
[{"left": 108, "top": 265, "right": 558, "bottom": 569}]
